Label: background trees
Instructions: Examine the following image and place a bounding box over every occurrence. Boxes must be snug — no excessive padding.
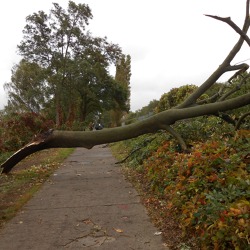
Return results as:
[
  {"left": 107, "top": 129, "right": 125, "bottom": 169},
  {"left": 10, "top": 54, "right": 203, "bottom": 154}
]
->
[
  {"left": 4, "top": 60, "right": 48, "bottom": 113},
  {"left": 109, "top": 54, "right": 131, "bottom": 127},
  {"left": 156, "top": 85, "right": 198, "bottom": 113},
  {"left": 5, "top": 1, "right": 129, "bottom": 128}
]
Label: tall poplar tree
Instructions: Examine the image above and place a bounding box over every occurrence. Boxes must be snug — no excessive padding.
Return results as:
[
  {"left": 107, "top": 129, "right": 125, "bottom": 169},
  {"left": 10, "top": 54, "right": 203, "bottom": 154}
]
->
[
  {"left": 109, "top": 54, "right": 131, "bottom": 126},
  {"left": 115, "top": 54, "right": 131, "bottom": 108}
]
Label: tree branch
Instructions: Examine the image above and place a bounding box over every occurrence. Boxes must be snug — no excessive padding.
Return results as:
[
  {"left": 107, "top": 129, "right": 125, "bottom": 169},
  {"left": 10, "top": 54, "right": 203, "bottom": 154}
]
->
[
  {"left": 2, "top": 93, "right": 250, "bottom": 174},
  {"left": 178, "top": 3, "right": 250, "bottom": 108},
  {"left": 196, "top": 87, "right": 224, "bottom": 105},
  {"left": 246, "top": 0, "right": 250, "bottom": 24},
  {"left": 115, "top": 147, "right": 141, "bottom": 164},
  {"left": 224, "top": 63, "right": 249, "bottom": 76},
  {"left": 219, "top": 74, "right": 250, "bottom": 101},
  {"left": 2, "top": 1, "right": 250, "bottom": 175},
  {"left": 115, "top": 137, "right": 156, "bottom": 164},
  {"left": 205, "top": 15, "right": 250, "bottom": 46},
  {"left": 160, "top": 125, "right": 188, "bottom": 151}
]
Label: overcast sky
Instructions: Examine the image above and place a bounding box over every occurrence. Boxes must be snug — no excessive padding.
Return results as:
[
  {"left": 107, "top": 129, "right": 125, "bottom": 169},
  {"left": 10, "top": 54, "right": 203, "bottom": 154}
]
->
[{"left": 0, "top": 0, "right": 249, "bottom": 111}]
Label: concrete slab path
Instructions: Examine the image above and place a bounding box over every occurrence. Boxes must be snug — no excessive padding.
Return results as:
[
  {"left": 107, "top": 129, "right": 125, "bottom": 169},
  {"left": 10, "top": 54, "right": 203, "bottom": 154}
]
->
[{"left": 0, "top": 146, "right": 168, "bottom": 250}]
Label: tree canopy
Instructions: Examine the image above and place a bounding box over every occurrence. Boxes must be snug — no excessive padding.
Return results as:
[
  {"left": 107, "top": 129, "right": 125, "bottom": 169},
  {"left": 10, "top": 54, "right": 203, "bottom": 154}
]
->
[
  {"left": 5, "top": 1, "right": 130, "bottom": 127},
  {"left": 109, "top": 54, "right": 131, "bottom": 127}
]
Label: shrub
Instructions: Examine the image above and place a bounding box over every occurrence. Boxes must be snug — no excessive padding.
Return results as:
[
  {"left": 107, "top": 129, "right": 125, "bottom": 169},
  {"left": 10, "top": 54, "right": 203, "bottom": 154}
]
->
[
  {"left": 156, "top": 85, "right": 197, "bottom": 112},
  {"left": 112, "top": 128, "right": 250, "bottom": 249},
  {"left": 143, "top": 131, "right": 250, "bottom": 249},
  {"left": 0, "top": 112, "right": 54, "bottom": 152}
]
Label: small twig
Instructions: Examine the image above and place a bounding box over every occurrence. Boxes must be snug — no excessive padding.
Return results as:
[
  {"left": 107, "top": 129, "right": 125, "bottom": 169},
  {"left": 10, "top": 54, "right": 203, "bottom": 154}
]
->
[
  {"left": 115, "top": 137, "right": 156, "bottom": 164},
  {"left": 115, "top": 147, "right": 141, "bottom": 164},
  {"left": 196, "top": 92, "right": 220, "bottom": 105},
  {"left": 219, "top": 74, "right": 250, "bottom": 101},
  {"left": 246, "top": 0, "right": 250, "bottom": 23},
  {"left": 196, "top": 85, "right": 226, "bottom": 105}
]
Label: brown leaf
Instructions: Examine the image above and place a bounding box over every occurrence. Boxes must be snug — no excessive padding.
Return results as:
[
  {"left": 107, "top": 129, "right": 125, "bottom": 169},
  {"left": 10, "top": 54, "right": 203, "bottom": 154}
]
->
[{"left": 113, "top": 228, "right": 123, "bottom": 233}]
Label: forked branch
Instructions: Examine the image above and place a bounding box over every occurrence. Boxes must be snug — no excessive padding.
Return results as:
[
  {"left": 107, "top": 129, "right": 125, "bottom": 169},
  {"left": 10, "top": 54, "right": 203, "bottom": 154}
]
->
[
  {"left": 179, "top": 0, "right": 250, "bottom": 108},
  {"left": 1, "top": 93, "right": 250, "bottom": 174},
  {"left": 204, "top": 15, "right": 250, "bottom": 46}
]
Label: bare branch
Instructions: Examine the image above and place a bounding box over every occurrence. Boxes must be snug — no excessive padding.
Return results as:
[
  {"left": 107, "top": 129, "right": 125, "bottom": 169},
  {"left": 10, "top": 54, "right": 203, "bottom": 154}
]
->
[
  {"left": 160, "top": 125, "right": 188, "bottom": 151},
  {"left": 115, "top": 137, "right": 156, "bottom": 164},
  {"left": 2, "top": 93, "right": 250, "bottom": 174},
  {"left": 215, "top": 112, "right": 236, "bottom": 126},
  {"left": 205, "top": 15, "right": 250, "bottom": 46},
  {"left": 179, "top": 2, "right": 250, "bottom": 108},
  {"left": 115, "top": 147, "right": 140, "bottom": 164},
  {"left": 196, "top": 86, "right": 224, "bottom": 105},
  {"left": 0, "top": 140, "right": 50, "bottom": 174},
  {"left": 177, "top": 67, "right": 226, "bottom": 108},
  {"left": 196, "top": 68, "right": 249, "bottom": 105},
  {"left": 225, "top": 63, "right": 249, "bottom": 76},
  {"left": 246, "top": 0, "right": 250, "bottom": 22},
  {"left": 228, "top": 63, "right": 249, "bottom": 82},
  {"left": 219, "top": 74, "right": 250, "bottom": 101}
]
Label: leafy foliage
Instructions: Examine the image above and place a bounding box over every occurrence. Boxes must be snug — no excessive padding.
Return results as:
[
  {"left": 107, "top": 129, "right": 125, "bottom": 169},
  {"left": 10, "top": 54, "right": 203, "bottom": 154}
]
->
[
  {"left": 0, "top": 112, "right": 54, "bottom": 154},
  {"left": 156, "top": 85, "right": 198, "bottom": 112},
  {"left": 107, "top": 54, "right": 131, "bottom": 127},
  {"left": 113, "top": 125, "right": 250, "bottom": 249},
  {"left": 124, "top": 99, "right": 159, "bottom": 125},
  {"left": 5, "top": 1, "right": 128, "bottom": 127},
  {"left": 4, "top": 60, "right": 49, "bottom": 113}
]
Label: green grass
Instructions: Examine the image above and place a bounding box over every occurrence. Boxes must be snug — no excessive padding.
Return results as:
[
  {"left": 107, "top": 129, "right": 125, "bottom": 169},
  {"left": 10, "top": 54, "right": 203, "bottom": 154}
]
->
[{"left": 0, "top": 148, "right": 74, "bottom": 228}]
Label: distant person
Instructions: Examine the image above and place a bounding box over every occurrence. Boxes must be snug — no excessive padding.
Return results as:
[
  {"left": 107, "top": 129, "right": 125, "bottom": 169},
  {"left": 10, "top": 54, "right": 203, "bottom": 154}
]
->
[{"left": 94, "top": 123, "right": 103, "bottom": 130}]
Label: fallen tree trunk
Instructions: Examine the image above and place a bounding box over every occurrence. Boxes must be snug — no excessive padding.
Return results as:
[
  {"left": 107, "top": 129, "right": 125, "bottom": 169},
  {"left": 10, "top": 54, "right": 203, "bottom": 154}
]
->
[{"left": 1, "top": 93, "right": 250, "bottom": 174}]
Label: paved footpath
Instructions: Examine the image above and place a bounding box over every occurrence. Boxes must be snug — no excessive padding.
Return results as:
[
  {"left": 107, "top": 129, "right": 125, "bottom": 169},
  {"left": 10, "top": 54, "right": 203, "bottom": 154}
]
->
[{"left": 0, "top": 146, "right": 168, "bottom": 250}]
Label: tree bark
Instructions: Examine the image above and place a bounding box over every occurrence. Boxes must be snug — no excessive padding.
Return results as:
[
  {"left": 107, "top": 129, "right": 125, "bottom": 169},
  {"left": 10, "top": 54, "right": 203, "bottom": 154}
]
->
[{"left": 2, "top": 93, "right": 250, "bottom": 174}]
